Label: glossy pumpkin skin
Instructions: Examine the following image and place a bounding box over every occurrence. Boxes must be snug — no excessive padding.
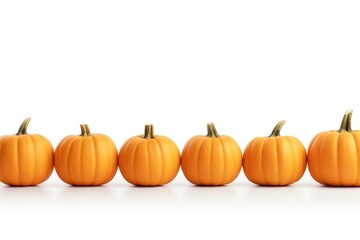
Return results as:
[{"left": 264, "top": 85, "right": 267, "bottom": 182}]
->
[
  {"left": 243, "top": 121, "right": 306, "bottom": 186},
  {"left": 119, "top": 125, "right": 180, "bottom": 186},
  {"left": 55, "top": 124, "right": 118, "bottom": 186},
  {"left": 308, "top": 110, "right": 360, "bottom": 186},
  {"left": 181, "top": 123, "right": 242, "bottom": 186},
  {"left": 0, "top": 118, "right": 54, "bottom": 186}
]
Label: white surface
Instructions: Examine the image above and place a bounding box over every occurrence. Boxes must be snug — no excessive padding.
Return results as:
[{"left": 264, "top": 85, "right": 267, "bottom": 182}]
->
[{"left": 1, "top": 0, "right": 360, "bottom": 239}]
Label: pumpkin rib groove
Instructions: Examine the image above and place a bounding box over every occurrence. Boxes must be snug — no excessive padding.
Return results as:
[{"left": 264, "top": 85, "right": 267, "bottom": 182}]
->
[
  {"left": 323, "top": 133, "right": 341, "bottom": 185},
  {"left": 209, "top": 138, "right": 212, "bottom": 185},
  {"left": 107, "top": 137, "right": 117, "bottom": 184},
  {"left": 154, "top": 138, "right": 164, "bottom": 185},
  {"left": 285, "top": 137, "right": 294, "bottom": 184},
  {"left": 0, "top": 137, "right": 4, "bottom": 183},
  {"left": 274, "top": 137, "right": 279, "bottom": 185},
  {"left": 351, "top": 133, "right": 358, "bottom": 186},
  {"left": 228, "top": 137, "right": 241, "bottom": 184},
  {"left": 353, "top": 134, "right": 360, "bottom": 185},
  {"left": 249, "top": 138, "right": 262, "bottom": 184},
  {"left": 132, "top": 139, "right": 143, "bottom": 185},
  {"left": 66, "top": 138, "right": 78, "bottom": 185},
  {"left": 29, "top": 136, "right": 37, "bottom": 185},
  {"left": 0, "top": 136, "right": 9, "bottom": 184},
  {"left": 90, "top": 136, "right": 97, "bottom": 185},
  {"left": 242, "top": 139, "right": 251, "bottom": 183},
  {"left": 293, "top": 137, "right": 304, "bottom": 183},
  {"left": 316, "top": 133, "right": 328, "bottom": 185},
  {"left": 261, "top": 138, "right": 268, "bottom": 185},
  {"left": 44, "top": 136, "right": 54, "bottom": 182},
  {"left": 180, "top": 143, "right": 187, "bottom": 180},
  {"left": 165, "top": 137, "right": 176, "bottom": 183},
  {"left": 37, "top": 135, "right": 47, "bottom": 184},
  {"left": 61, "top": 137, "right": 76, "bottom": 184},
  {"left": 16, "top": 137, "right": 20, "bottom": 185},
  {"left": 106, "top": 135, "right": 117, "bottom": 184},
  {"left": 146, "top": 140, "right": 150, "bottom": 185},
  {"left": 97, "top": 133, "right": 111, "bottom": 185},
  {"left": 79, "top": 138, "right": 84, "bottom": 185},
  {"left": 224, "top": 138, "right": 233, "bottom": 185},
  {"left": 182, "top": 137, "right": 198, "bottom": 184},
  {"left": 37, "top": 135, "right": 49, "bottom": 184},
  {"left": 318, "top": 133, "right": 328, "bottom": 184},
  {"left": 309, "top": 132, "right": 324, "bottom": 184},
  {"left": 246, "top": 138, "right": 256, "bottom": 184},
  {"left": 171, "top": 138, "right": 181, "bottom": 182},
  {"left": 195, "top": 138, "right": 205, "bottom": 185},
  {"left": 307, "top": 133, "right": 320, "bottom": 182},
  {"left": 119, "top": 137, "right": 136, "bottom": 179},
  {"left": 126, "top": 137, "right": 141, "bottom": 184},
  {"left": 288, "top": 137, "right": 299, "bottom": 184},
  {"left": 164, "top": 137, "right": 175, "bottom": 183},
  {"left": 336, "top": 133, "right": 341, "bottom": 186},
  {"left": 219, "top": 138, "right": 226, "bottom": 185}
]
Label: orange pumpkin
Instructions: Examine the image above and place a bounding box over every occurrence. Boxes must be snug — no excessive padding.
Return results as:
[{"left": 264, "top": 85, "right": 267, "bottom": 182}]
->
[
  {"left": 243, "top": 120, "right": 306, "bottom": 186},
  {"left": 0, "top": 118, "right": 54, "bottom": 186},
  {"left": 118, "top": 124, "right": 180, "bottom": 186},
  {"left": 181, "top": 122, "right": 242, "bottom": 186},
  {"left": 308, "top": 110, "right": 360, "bottom": 186},
  {"left": 54, "top": 124, "right": 118, "bottom": 186}
]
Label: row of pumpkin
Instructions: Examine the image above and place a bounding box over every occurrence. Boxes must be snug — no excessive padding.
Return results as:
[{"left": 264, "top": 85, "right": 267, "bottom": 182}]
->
[{"left": 0, "top": 110, "right": 357, "bottom": 187}]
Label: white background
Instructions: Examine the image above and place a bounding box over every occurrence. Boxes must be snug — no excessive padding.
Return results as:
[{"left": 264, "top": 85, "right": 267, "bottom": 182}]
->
[{"left": 1, "top": 0, "right": 360, "bottom": 239}]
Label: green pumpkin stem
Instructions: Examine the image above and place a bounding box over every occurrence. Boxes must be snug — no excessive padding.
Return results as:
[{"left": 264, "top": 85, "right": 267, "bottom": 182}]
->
[
  {"left": 80, "top": 124, "right": 91, "bottom": 136},
  {"left": 144, "top": 124, "right": 155, "bottom": 139},
  {"left": 269, "top": 120, "right": 286, "bottom": 137},
  {"left": 206, "top": 122, "right": 220, "bottom": 138},
  {"left": 16, "top": 117, "right": 31, "bottom": 135},
  {"left": 338, "top": 110, "right": 353, "bottom": 132}
]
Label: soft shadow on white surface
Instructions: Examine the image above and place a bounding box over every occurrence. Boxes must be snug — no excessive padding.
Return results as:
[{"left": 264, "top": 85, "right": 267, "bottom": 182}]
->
[
  {"left": 56, "top": 184, "right": 118, "bottom": 213},
  {"left": 243, "top": 183, "right": 308, "bottom": 213},
  {"left": 308, "top": 185, "right": 360, "bottom": 213},
  {"left": 2, "top": 181, "right": 360, "bottom": 240},
  {"left": 181, "top": 184, "right": 242, "bottom": 213},
  {"left": 3, "top": 181, "right": 360, "bottom": 213},
  {"left": 119, "top": 184, "right": 179, "bottom": 212},
  {"left": 0, "top": 185, "right": 53, "bottom": 213}
]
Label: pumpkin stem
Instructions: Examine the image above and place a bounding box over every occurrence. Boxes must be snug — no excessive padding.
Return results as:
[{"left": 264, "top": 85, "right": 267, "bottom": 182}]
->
[
  {"left": 16, "top": 117, "right": 31, "bottom": 135},
  {"left": 338, "top": 110, "right": 353, "bottom": 132},
  {"left": 269, "top": 120, "right": 286, "bottom": 137},
  {"left": 206, "top": 122, "right": 220, "bottom": 138},
  {"left": 80, "top": 124, "right": 91, "bottom": 136},
  {"left": 144, "top": 124, "right": 155, "bottom": 139}
]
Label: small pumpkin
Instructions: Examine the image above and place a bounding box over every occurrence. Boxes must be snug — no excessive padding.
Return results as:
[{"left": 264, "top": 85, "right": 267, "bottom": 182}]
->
[
  {"left": 243, "top": 120, "right": 307, "bottom": 186},
  {"left": 308, "top": 110, "right": 360, "bottom": 186},
  {"left": 54, "top": 124, "right": 118, "bottom": 186},
  {"left": 118, "top": 124, "right": 180, "bottom": 186},
  {"left": 181, "top": 122, "right": 242, "bottom": 186},
  {"left": 0, "top": 118, "right": 54, "bottom": 186}
]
